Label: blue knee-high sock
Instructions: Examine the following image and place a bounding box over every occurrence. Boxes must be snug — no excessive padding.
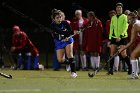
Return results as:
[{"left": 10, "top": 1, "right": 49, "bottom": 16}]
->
[
  {"left": 33, "top": 56, "right": 39, "bottom": 69},
  {"left": 26, "top": 53, "right": 31, "bottom": 70},
  {"left": 18, "top": 53, "right": 22, "bottom": 68}
]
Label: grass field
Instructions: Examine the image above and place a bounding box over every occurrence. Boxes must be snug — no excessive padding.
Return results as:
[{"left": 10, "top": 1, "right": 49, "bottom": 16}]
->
[{"left": 0, "top": 69, "right": 140, "bottom": 93}]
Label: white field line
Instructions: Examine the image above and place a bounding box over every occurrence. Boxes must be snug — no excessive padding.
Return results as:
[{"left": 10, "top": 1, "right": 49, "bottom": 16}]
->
[
  {"left": 61, "top": 88, "right": 140, "bottom": 92},
  {"left": 0, "top": 89, "right": 41, "bottom": 93}
]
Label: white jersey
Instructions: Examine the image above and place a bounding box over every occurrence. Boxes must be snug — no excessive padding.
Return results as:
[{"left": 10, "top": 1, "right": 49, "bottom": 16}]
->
[
  {"left": 79, "top": 18, "right": 84, "bottom": 45},
  {"left": 135, "top": 20, "right": 140, "bottom": 25},
  {"left": 135, "top": 20, "right": 140, "bottom": 37}
]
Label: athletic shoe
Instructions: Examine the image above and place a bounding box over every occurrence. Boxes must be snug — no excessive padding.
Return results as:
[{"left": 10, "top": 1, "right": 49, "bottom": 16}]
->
[
  {"left": 128, "top": 74, "right": 139, "bottom": 79},
  {"left": 138, "top": 72, "right": 140, "bottom": 75},
  {"left": 66, "top": 65, "right": 71, "bottom": 72},
  {"left": 135, "top": 75, "right": 139, "bottom": 79},
  {"left": 70, "top": 72, "right": 77, "bottom": 78},
  {"left": 107, "top": 70, "right": 113, "bottom": 75}
]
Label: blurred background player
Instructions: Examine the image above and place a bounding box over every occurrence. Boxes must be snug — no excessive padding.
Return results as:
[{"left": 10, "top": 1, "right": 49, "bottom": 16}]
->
[
  {"left": 70, "top": 9, "right": 88, "bottom": 71},
  {"left": 50, "top": 9, "right": 77, "bottom": 78},
  {"left": 11, "top": 25, "right": 39, "bottom": 70},
  {"left": 104, "top": 10, "right": 116, "bottom": 70},
  {"left": 108, "top": 2, "right": 131, "bottom": 75},
  {"left": 106, "top": 10, "right": 116, "bottom": 39},
  {"left": 83, "top": 11, "right": 103, "bottom": 72},
  {"left": 124, "top": 10, "right": 131, "bottom": 16}
]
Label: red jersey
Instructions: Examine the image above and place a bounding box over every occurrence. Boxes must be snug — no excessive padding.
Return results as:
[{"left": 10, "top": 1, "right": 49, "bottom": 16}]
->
[
  {"left": 105, "top": 20, "right": 111, "bottom": 39},
  {"left": 127, "top": 24, "right": 140, "bottom": 47},
  {"left": 83, "top": 18, "right": 103, "bottom": 53},
  {"left": 12, "top": 31, "right": 38, "bottom": 56},
  {"left": 70, "top": 17, "right": 88, "bottom": 51},
  {"left": 127, "top": 24, "right": 133, "bottom": 42}
]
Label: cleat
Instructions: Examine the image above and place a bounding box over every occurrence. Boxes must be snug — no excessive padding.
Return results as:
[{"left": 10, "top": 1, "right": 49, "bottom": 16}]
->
[
  {"left": 128, "top": 74, "right": 139, "bottom": 79},
  {"left": 134, "top": 74, "right": 139, "bottom": 79}
]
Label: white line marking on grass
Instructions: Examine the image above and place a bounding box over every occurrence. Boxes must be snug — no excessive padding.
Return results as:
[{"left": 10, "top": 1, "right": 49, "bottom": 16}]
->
[
  {"left": 0, "top": 89, "right": 41, "bottom": 93},
  {"left": 61, "top": 88, "right": 140, "bottom": 92}
]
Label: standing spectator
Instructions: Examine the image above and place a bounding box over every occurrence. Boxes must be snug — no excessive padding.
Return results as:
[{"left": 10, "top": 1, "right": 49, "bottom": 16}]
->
[
  {"left": 83, "top": 11, "right": 103, "bottom": 71},
  {"left": 70, "top": 9, "right": 88, "bottom": 70},
  {"left": 11, "top": 25, "right": 39, "bottom": 70},
  {"left": 103, "top": 10, "right": 116, "bottom": 70},
  {"left": 124, "top": 10, "right": 131, "bottom": 16},
  {"left": 108, "top": 2, "right": 131, "bottom": 75},
  {"left": 106, "top": 10, "right": 120, "bottom": 72},
  {"left": 106, "top": 10, "right": 116, "bottom": 38}
]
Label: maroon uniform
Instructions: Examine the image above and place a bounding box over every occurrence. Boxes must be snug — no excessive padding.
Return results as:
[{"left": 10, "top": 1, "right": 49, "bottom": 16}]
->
[
  {"left": 128, "top": 24, "right": 140, "bottom": 47},
  {"left": 105, "top": 20, "right": 111, "bottom": 39},
  {"left": 12, "top": 26, "right": 38, "bottom": 56},
  {"left": 83, "top": 18, "right": 103, "bottom": 53},
  {"left": 127, "top": 24, "right": 133, "bottom": 42},
  {"left": 70, "top": 17, "right": 88, "bottom": 51}
]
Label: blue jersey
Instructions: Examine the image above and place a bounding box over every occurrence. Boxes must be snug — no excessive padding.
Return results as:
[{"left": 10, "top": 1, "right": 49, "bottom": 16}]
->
[
  {"left": 54, "top": 37, "right": 74, "bottom": 50},
  {"left": 50, "top": 21, "right": 74, "bottom": 50},
  {"left": 51, "top": 21, "right": 74, "bottom": 40}
]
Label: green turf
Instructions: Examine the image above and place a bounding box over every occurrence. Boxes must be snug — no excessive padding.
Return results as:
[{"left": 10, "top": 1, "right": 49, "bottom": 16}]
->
[{"left": 0, "top": 69, "right": 140, "bottom": 93}]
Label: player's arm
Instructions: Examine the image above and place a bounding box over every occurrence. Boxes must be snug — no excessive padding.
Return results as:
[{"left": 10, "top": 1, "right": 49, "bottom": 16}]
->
[
  {"left": 51, "top": 22, "right": 69, "bottom": 35},
  {"left": 119, "top": 24, "right": 138, "bottom": 53},
  {"left": 64, "top": 21, "right": 74, "bottom": 36}
]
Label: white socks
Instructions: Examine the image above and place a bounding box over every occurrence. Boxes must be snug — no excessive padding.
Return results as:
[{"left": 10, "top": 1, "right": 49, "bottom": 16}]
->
[
  {"left": 137, "top": 57, "right": 140, "bottom": 73},
  {"left": 114, "top": 56, "right": 120, "bottom": 71},
  {"left": 131, "top": 60, "right": 138, "bottom": 75},
  {"left": 80, "top": 54, "right": 87, "bottom": 69},
  {"left": 90, "top": 56, "right": 100, "bottom": 69}
]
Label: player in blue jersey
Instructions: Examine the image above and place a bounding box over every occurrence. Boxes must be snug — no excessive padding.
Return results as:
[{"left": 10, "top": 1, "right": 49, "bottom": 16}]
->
[{"left": 50, "top": 9, "right": 77, "bottom": 78}]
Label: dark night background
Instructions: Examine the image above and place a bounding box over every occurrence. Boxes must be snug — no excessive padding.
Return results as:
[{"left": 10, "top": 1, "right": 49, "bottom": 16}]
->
[{"left": 0, "top": 0, "right": 140, "bottom": 55}]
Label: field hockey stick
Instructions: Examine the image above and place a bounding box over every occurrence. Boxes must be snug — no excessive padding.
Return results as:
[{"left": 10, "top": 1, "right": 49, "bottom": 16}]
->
[
  {"left": 107, "top": 51, "right": 119, "bottom": 63},
  {"left": 106, "top": 39, "right": 137, "bottom": 73},
  {"left": 0, "top": 72, "right": 12, "bottom": 79},
  {"left": 88, "top": 39, "right": 136, "bottom": 78},
  {"left": 107, "top": 39, "right": 137, "bottom": 63},
  {"left": 62, "top": 25, "right": 92, "bottom": 42},
  {"left": 88, "top": 48, "right": 123, "bottom": 78}
]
